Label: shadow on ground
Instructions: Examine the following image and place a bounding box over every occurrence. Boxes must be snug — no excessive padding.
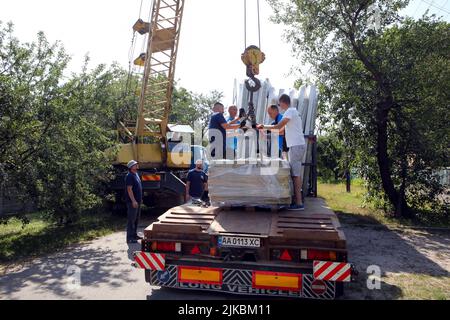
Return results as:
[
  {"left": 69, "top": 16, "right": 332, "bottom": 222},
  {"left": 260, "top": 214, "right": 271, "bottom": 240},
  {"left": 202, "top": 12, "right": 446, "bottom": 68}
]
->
[
  {"left": 1, "top": 204, "right": 448, "bottom": 300},
  {"left": 0, "top": 213, "right": 158, "bottom": 299}
]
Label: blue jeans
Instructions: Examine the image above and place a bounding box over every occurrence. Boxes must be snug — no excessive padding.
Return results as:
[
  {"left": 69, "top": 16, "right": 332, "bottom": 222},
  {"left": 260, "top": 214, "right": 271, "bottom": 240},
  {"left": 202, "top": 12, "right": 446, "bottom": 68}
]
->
[{"left": 126, "top": 202, "right": 141, "bottom": 241}]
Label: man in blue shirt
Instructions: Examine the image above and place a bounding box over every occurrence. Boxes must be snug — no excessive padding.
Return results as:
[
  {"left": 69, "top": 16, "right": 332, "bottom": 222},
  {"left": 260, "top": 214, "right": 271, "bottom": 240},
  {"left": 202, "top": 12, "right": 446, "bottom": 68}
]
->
[
  {"left": 267, "top": 105, "right": 285, "bottom": 158},
  {"left": 186, "top": 160, "right": 208, "bottom": 203},
  {"left": 226, "top": 105, "right": 240, "bottom": 160},
  {"left": 125, "top": 160, "right": 143, "bottom": 243},
  {"left": 209, "top": 102, "right": 240, "bottom": 159}
]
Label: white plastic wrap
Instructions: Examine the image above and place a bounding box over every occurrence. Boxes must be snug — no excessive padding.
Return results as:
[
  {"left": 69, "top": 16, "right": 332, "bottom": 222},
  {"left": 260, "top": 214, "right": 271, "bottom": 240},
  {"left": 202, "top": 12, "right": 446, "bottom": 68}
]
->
[{"left": 208, "top": 159, "right": 293, "bottom": 206}]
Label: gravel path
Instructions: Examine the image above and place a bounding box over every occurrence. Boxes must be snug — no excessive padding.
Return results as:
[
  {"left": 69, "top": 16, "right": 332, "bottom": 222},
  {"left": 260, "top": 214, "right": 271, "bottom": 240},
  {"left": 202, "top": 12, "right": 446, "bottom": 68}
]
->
[{"left": 1, "top": 215, "right": 449, "bottom": 300}]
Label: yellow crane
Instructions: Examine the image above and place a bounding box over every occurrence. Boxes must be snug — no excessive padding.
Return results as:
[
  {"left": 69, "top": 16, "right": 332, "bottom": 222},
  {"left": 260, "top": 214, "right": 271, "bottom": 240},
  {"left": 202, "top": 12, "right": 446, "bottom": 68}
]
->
[
  {"left": 116, "top": 0, "right": 190, "bottom": 169},
  {"left": 111, "top": 0, "right": 192, "bottom": 212},
  {"left": 110, "top": 0, "right": 265, "bottom": 212}
]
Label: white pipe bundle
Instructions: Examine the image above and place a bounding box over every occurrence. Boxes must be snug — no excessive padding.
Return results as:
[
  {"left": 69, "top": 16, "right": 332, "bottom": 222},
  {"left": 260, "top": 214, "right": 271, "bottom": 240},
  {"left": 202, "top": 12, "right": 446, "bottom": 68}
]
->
[{"left": 212, "top": 79, "right": 319, "bottom": 206}]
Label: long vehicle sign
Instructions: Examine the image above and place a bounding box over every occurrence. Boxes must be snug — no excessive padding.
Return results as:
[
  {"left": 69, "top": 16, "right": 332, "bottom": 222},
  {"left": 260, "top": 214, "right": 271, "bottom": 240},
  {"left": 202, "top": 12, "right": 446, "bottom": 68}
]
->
[{"left": 218, "top": 236, "right": 260, "bottom": 248}]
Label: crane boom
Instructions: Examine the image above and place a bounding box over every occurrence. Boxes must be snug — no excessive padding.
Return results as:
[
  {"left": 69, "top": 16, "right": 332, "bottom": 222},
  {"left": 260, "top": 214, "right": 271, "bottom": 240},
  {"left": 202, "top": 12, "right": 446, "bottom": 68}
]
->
[{"left": 134, "top": 0, "right": 185, "bottom": 164}]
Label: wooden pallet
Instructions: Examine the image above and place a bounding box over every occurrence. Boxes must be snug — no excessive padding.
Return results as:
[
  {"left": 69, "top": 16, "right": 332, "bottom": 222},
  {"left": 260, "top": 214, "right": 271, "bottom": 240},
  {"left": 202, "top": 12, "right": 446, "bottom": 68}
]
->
[
  {"left": 144, "top": 205, "right": 221, "bottom": 237},
  {"left": 268, "top": 199, "right": 346, "bottom": 248},
  {"left": 145, "top": 198, "right": 346, "bottom": 249}
]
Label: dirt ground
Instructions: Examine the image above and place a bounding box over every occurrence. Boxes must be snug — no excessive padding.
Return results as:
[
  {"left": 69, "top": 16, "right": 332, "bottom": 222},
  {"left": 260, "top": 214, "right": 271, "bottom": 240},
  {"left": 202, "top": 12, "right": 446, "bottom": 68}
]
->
[
  {"left": 1, "top": 210, "right": 449, "bottom": 300},
  {"left": 339, "top": 213, "right": 450, "bottom": 299}
]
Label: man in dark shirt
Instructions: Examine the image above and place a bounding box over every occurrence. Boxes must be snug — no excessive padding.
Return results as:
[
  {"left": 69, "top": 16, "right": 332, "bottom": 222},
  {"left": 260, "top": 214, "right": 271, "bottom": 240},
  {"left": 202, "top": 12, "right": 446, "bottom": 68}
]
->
[
  {"left": 208, "top": 102, "right": 240, "bottom": 159},
  {"left": 125, "top": 160, "right": 143, "bottom": 243},
  {"left": 186, "top": 160, "right": 208, "bottom": 202}
]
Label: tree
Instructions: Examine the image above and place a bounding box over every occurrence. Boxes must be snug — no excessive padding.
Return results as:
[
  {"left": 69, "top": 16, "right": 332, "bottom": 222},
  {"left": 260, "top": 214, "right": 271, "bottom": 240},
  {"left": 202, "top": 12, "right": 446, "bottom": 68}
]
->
[
  {"left": 269, "top": 1, "right": 449, "bottom": 219},
  {"left": 0, "top": 22, "right": 127, "bottom": 224},
  {"left": 170, "top": 87, "right": 194, "bottom": 125},
  {"left": 317, "top": 132, "right": 345, "bottom": 182},
  {"left": 192, "top": 90, "right": 224, "bottom": 143},
  {"left": 0, "top": 20, "right": 227, "bottom": 224}
]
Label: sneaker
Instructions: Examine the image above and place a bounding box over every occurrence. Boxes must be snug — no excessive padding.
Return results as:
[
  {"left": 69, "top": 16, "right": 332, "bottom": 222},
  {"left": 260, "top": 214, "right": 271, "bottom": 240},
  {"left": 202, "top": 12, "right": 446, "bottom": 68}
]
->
[
  {"left": 288, "top": 204, "right": 305, "bottom": 211},
  {"left": 135, "top": 234, "right": 143, "bottom": 240}
]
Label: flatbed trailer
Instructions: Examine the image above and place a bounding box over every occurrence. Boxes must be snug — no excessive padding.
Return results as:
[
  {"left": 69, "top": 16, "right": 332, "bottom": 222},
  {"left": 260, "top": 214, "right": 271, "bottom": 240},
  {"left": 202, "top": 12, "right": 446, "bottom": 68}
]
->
[{"left": 133, "top": 198, "right": 355, "bottom": 299}]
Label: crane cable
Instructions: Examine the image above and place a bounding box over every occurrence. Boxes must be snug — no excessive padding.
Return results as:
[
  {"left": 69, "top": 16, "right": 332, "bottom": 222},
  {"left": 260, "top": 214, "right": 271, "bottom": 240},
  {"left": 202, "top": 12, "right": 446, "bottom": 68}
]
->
[
  {"left": 257, "top": 0, "right": 261, "bottom": 49},
  {"left": 128, "top": 0, "right": 154, "bottom": 102},
  {"left": 243, "top": 0, "right": 262, "bottom": 50},
  {"left": 244, "top": 0, "right": 247, "bottom": 49},
  {"left": 133, "top": 0, "right": 154, "bottom": 98},
  {"left": 125, "top": 0, "right": 145, "bottom": 98}
]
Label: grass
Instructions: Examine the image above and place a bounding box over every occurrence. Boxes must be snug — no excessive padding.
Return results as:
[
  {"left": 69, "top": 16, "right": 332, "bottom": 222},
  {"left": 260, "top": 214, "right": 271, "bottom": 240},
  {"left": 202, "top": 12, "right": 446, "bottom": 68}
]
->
[
  {"left": 345, "top": 272, "right": 450, "bottom": 300},
  {"left": 317, "top": 179, "right": 449, "bottom": 228},
  {"left": 0, "top": 210, "right": 126, "bottom": 266},
  {"left": 387, "top": 274, "right": 450, "bottom": 300}
]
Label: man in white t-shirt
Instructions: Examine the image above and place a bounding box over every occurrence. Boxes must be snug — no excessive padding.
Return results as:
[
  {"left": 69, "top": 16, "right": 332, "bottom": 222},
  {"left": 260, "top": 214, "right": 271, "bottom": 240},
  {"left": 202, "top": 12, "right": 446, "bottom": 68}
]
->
[{"left": 257, "top": 94, "right": 306, "bottom": 211}]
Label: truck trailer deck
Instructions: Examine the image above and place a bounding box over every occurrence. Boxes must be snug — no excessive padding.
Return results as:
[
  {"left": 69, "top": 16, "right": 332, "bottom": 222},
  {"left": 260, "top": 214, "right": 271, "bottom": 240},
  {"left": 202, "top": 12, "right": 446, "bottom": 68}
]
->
[{"left": 133, "top": 198, "right": 354, "bottom": 299}]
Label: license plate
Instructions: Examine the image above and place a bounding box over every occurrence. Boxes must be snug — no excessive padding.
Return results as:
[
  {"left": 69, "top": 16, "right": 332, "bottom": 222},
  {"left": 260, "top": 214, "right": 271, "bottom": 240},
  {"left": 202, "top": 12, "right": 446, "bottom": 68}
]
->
[{"left": 218, "top": 236, "right": 260, "bottom": 248}]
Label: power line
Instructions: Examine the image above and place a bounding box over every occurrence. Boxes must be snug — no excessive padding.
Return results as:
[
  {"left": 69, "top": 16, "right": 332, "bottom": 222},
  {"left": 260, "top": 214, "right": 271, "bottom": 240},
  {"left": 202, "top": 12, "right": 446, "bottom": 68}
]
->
[
  {"left": 413, "top": 0, "right": 424, "bottom": 16},
  {"left": 420, "top": 0, "right": 450, "bottom": 15},
  {"left": 441, "top": 0, "right": 450, "bottom": 17}
]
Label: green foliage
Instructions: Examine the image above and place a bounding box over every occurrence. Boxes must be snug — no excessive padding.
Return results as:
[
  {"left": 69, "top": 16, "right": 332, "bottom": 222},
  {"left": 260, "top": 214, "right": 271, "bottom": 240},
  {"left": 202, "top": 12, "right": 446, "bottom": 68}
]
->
[
  {"left": 192, "top": 90, "right": 224, "bottom": 142},
  {"left": 0, "top": 21, "right": 224, "bottom": 225},
  {"left": 0, "top": 210, "right": 125, "bottom": 263},
  {"left": 171, "top": 87, "right": 224, "bottom": 144},
  {"left": 170, "top": 86, "right": 196, "bottom": 126},
  {"left": 317, "top": 132, "right": 345, "bottom": 181},
  {"left": 269, "top": 1, "right": 449, "bottom": 220},
  {"left": 0, "top": 22, "right": 127, "bottom": 224}
]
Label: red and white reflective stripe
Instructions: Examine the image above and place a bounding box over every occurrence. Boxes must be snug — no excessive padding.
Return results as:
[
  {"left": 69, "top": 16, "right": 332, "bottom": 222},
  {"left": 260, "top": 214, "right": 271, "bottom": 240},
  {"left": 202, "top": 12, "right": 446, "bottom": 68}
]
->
[
  {"left": 134, "top": 252, "right": 165, "bottom": 270},
  {"left": 313, "top": 261, "right": 351, "bottom": 282}
]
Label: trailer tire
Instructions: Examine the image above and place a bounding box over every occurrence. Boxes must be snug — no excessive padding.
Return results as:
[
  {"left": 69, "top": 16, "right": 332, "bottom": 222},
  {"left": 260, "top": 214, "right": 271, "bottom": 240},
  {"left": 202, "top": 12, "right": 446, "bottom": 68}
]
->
[
  {"left": 335, "top": 282, "right": 344, "bottom": 298},
  {"left": 145, "top": 270, "right": 151, "bottom": 283}
]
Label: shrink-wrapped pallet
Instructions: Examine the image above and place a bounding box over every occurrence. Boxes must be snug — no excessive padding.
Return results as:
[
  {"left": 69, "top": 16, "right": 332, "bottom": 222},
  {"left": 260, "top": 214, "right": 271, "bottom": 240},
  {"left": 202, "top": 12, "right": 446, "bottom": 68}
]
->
[{"left": 208, "top": 158, "right": 293, "bottom": 206}]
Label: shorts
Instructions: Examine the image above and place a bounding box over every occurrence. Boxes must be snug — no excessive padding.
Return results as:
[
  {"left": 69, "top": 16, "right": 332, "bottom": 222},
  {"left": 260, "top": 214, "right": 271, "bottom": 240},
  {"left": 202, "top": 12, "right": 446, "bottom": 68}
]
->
[{"left": 288, "top": 144, "right": 306, "bottom": 177}]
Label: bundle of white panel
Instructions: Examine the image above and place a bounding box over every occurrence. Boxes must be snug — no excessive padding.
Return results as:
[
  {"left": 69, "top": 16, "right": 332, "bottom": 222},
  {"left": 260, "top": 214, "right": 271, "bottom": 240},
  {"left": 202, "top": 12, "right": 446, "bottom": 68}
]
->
[
  {"left": 235, "top": 81, "right": 319, "bottom": 192},
  {"left": 301, "top": 85, "right": 318, "bottom": 192},
  {"left": 236, "top": 78, "right": 273, "bottom": 122}
]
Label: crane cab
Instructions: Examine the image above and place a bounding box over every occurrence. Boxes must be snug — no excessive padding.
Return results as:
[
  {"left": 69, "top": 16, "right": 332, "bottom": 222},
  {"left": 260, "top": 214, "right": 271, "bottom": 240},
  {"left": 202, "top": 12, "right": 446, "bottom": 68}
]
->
[
  {"left": 114, "top": 123, "right": 193, "bottom": 170},
  {"left": 166, "top": 124, "right": 193, "bottom": 169}
]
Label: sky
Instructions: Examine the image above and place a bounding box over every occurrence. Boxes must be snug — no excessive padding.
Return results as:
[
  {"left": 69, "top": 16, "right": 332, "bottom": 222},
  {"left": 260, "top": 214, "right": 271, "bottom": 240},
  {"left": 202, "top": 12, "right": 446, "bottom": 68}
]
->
[{"left": 1, "top": 0, "right": 449, "bottom": 104}]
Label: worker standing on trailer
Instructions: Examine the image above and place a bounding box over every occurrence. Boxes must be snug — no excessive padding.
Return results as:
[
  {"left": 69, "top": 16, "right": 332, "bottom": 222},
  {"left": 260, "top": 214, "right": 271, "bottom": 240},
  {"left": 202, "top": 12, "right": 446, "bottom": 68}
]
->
[
  {"left": 208, "top": 102, "right": 240, "bottom": 159},
  {"left": 186, "top": 159, "right": 208, "bottom": 204},
  {"left": 125, "top": 160, "right": 143, "bottom": 243},
  {"left": 257, "top": 94, "right": 306, "bottom": 211}
]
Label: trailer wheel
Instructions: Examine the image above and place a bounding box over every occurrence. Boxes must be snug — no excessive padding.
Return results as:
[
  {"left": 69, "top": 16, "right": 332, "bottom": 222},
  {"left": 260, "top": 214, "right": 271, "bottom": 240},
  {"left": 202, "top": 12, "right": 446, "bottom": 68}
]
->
[
  {"left": 143, "top": 194, "right": 156, "bottom": 208},
  {"left": 335, "top": 282, "right": 344, "bottom": 298},
  {"left": 145, "top": 270, "right": 151, "bottom": 283}
]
